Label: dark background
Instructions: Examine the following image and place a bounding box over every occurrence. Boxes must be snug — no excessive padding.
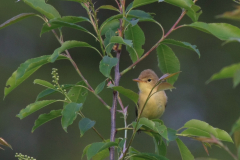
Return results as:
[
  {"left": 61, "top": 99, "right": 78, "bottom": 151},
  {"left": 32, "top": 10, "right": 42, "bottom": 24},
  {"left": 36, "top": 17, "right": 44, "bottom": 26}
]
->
[{"left": 0, "top": 0, "right": 240, "bottom": 159}]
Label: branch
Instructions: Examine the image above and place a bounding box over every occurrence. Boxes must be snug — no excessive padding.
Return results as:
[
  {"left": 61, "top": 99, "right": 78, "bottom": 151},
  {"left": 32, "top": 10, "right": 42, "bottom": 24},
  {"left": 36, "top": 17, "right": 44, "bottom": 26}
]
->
[
  {"left": 110, "top": 1, "right": 126, "bottom": 159},
  {"left": 120, "top": 10, "right": 187, "bottom": 76},
  {"left": 110, "top": 50, "right": 121, "bottom": 160}
]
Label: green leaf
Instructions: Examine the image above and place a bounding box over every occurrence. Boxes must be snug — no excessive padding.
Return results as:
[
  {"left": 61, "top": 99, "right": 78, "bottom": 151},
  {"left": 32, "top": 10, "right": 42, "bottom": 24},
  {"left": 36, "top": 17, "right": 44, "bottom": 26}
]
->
[
  {"left": 176, "top": 138, "right": 194, "bottom": 160},
  {"left": 65, "top": 81, "right": 88, "bottom": 105},
  {"left": 4, "top": 55, "right": 67, "bottom": 98},
  {"left": 216, "top": 6, "right": 240, "bottom": 21},
  {"left": 180, "top": 128, "right": 211, "bottom": 138},
  {"left": 82, "top": 144, "right": 91, "bottom": 159},
  {"left": 0, "top": 13, "right": 38, "bottom": 30},
  {"left": 153, "top": 135, "right": 167, "bottom": 156},
  {"left": 161, "top": 0, "right": 193, "bottom": 11},
  {"left": 230, "top": 118, "right": 240, "bottom": 135},
  {"left": 195, "top": 158, "right": 218, "bottom": 160},
  {"left": 186, "top": 5, "right": 202, "bottom": 22},
  {"left": 16, "top": 55, "right": 66, "bottom": 81},
  {"left": 124, "top": 18, "right": 140, "bottom": 26},
  {"left": 86, "top": 143, "right": 105, "bottom": 160},
  {"left": 109, "top": 36, "right": 133, "bottom": 47},
  {"left": 117, "top": 138, "right": 126, "bottom": 154},
  {"left": 104, "top": 29, "right": 116, "bottom": 54},
  {"left": 125, "top": 24, "right": 145, "bottom": 63},
  {"left": 79, "top": 118, "right": 96, "bottom": 137},
  {"left": 32, "top": 109, "right": 62, "bottom": 132},
  {"left": 132, "top": 0, "right": 158, "bottom": 9},
  {"left": 223, "top": 38, "right": 240, "bottom": 45},
  {"left": 36, "top": 89, "right": 57, "bottom": 101},
  {"left": 235, "top": 131, "right": 240, "bottom": 150},
  {"left": 156, "top": 82, "right": 175, "bottom": 92},
  {"left": 132, "top": 122, "right": 143, "bottom": 131},
  {"left": 137, "top": 118, "right": 168, "bottom": 140},
  {"left": 23, "top": 0, "right": 61, "bottom": 19},
  {"left": 101, "top": 19, "right": 120, "bottom": 36},
  {"left": 129, "top": 147, "right": 169, "bottom": 160},
  {"left": 167, "top": 128, "right": 178, "bottom": 144},
  {"left": 100, "top": 14, "right": 123, "bottom": 35},
  {"left": 99, "top": 56, "right": 119, "bottom": 78},
  {"left": 109, "top": 86, "right": 139, "bottom": 104},
  {"left": 129, "top": 10, "right": 152, "bottom": 19},
  {"left": 187, "top": 22, "right": 240, "bottom": 41},
  {"left": 17, "top": 100, "right": 58, "bottom": 119},
  {"left": 50, "top": 21, "right": 92, "bottom": 36},
  {"left": 162, "top": 39, "right": 200, "bottom": 58},
  {"left": 86, "top": 142, "right": 118, "bottom": 160},
  {"left": 207, "top": 63, "right": 240, "bottom": 84},
  {"left": 156, "top": 125, "right": 168, "bottom": 140},
  {"left": 33, "top": 79, "right": 55, "bottom": 89},
  {"left": 126, "top": 2, "right": 133, "bottom": 12},
  {"left": 129, "top": 147, "right": 144, "bottom": 160},
  {"left": 97, "top": 5, "right": 119, "bottom": 12},
  {"left": 100, "top": 13, "right": 151, "bottom": 35},
  {"left": 233, "top": 69, "right": 240, "bottom": 87},
  {"left": 41, "top": 16, "right": 89, "bottom": 35},
  {"left": 181, "top": 119, "right": 233, "bottom": 142},
  {"left": 49, "top": 40, "right": 101, "bottom": 63},
  {"left": 95, "top": 80, "right": 106, "bottom": 95},
  {"left": 64, "top": 0, "right": 88, "bottom": 2},
  {"left": 92, "top": 149, "right": 109, "bottom": 160},
  {"left": 238, "top": 146, "right": 240, "bottom": 160},
  {"left": 35, "top": 84, "right": 73, "bottom": 101},
  {"left": 61, "top": 103, "right": 83, "bottom": 132},
  {"left": 98, "top": 142, "right": 118, "bottom": 153},
  {"left": 139, "top": 117, "right": 156, "bottom": 130},
  {"left": 152, "top": 119, "right": 164, "bottom": 125},
  {"left": 157, "top": 44, "right": 180, "bottom": 85}
]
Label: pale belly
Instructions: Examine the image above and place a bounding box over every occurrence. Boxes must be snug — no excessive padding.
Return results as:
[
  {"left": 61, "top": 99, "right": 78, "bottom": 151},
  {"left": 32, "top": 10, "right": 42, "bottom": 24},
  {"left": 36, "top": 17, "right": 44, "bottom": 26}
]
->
[{"left": 138, "top": 91, "right": 166, "bottom": 119}]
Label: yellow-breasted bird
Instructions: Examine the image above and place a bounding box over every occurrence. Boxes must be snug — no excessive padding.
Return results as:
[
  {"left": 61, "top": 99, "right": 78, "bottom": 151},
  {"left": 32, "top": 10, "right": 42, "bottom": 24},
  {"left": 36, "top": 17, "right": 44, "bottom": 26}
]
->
[{"left": 133, "top": 69, "right": 167, "bottom": 119}]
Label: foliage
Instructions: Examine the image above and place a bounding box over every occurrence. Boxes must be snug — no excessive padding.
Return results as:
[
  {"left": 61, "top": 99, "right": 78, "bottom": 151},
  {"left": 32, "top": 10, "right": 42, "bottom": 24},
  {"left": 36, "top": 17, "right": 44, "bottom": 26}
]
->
[
  {"left": 1, "top": 0, "right": 240, "bottom": 159},
  {"left": 208, "top": 5, "right": 240, "bottom": 88}
]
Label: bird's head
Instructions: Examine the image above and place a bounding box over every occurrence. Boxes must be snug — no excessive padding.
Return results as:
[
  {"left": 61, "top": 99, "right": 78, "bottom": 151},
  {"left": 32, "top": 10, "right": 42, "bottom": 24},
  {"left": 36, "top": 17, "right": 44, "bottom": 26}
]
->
[{"left": 133, "top": 69, "right": 159, "bottom": 93}]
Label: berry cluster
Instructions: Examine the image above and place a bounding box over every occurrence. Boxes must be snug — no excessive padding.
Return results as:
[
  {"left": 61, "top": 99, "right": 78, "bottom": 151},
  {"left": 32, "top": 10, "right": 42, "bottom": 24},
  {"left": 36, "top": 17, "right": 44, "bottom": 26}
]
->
[
  {"left": 51, "top": 68, "right": 67, "bottom": 94},
  {"left": 15, "top": 153, "right": 36, "bottom": 160},
  {"left": 51, "top": 68, "right": 68, "bottom": 101}
]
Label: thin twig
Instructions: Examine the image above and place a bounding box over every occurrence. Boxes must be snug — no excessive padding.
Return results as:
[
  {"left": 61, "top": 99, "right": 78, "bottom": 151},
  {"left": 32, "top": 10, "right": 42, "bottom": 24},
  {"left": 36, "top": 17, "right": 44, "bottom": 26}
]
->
[
  {"left": 117, "top": 95, "right": 125, "bottom": 111},
  {"left": 117, "top": 95, "right": 128, "bottom": 159},
  {"left": 84, "top": 2, "right": 106, "bottom": 56},
  {"left": 120, "top": 10, "right": 187, "bottom": 76},
  {"left": 222, "top": 144, "right": 238, "bottom": 160}
]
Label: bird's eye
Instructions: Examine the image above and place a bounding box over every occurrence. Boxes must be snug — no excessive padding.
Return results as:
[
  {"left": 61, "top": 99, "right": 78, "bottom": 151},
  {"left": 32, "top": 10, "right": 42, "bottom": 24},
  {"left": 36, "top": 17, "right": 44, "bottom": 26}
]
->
[{"left": 147, "top": 79, "right": 151, "bottom": 82}]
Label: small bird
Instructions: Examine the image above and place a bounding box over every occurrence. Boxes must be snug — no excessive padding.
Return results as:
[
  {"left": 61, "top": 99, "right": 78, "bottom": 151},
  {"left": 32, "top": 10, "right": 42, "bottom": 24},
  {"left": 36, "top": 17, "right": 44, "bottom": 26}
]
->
[{"left": 133, "top": 69, "right": 167, "bottom": 119}]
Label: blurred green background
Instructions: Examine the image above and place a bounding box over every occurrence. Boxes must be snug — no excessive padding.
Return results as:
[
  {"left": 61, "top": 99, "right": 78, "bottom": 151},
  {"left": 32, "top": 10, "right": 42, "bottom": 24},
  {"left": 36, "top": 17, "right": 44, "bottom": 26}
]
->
[{"left": 0, "top": 0, "right": 240, "bottom": 159}]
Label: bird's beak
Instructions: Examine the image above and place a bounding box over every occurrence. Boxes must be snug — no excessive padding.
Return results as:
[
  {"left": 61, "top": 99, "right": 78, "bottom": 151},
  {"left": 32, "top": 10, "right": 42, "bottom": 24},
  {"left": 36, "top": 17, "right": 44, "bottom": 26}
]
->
[{"left": 133, "top": 78, "right": 142, "bottom": 82}]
